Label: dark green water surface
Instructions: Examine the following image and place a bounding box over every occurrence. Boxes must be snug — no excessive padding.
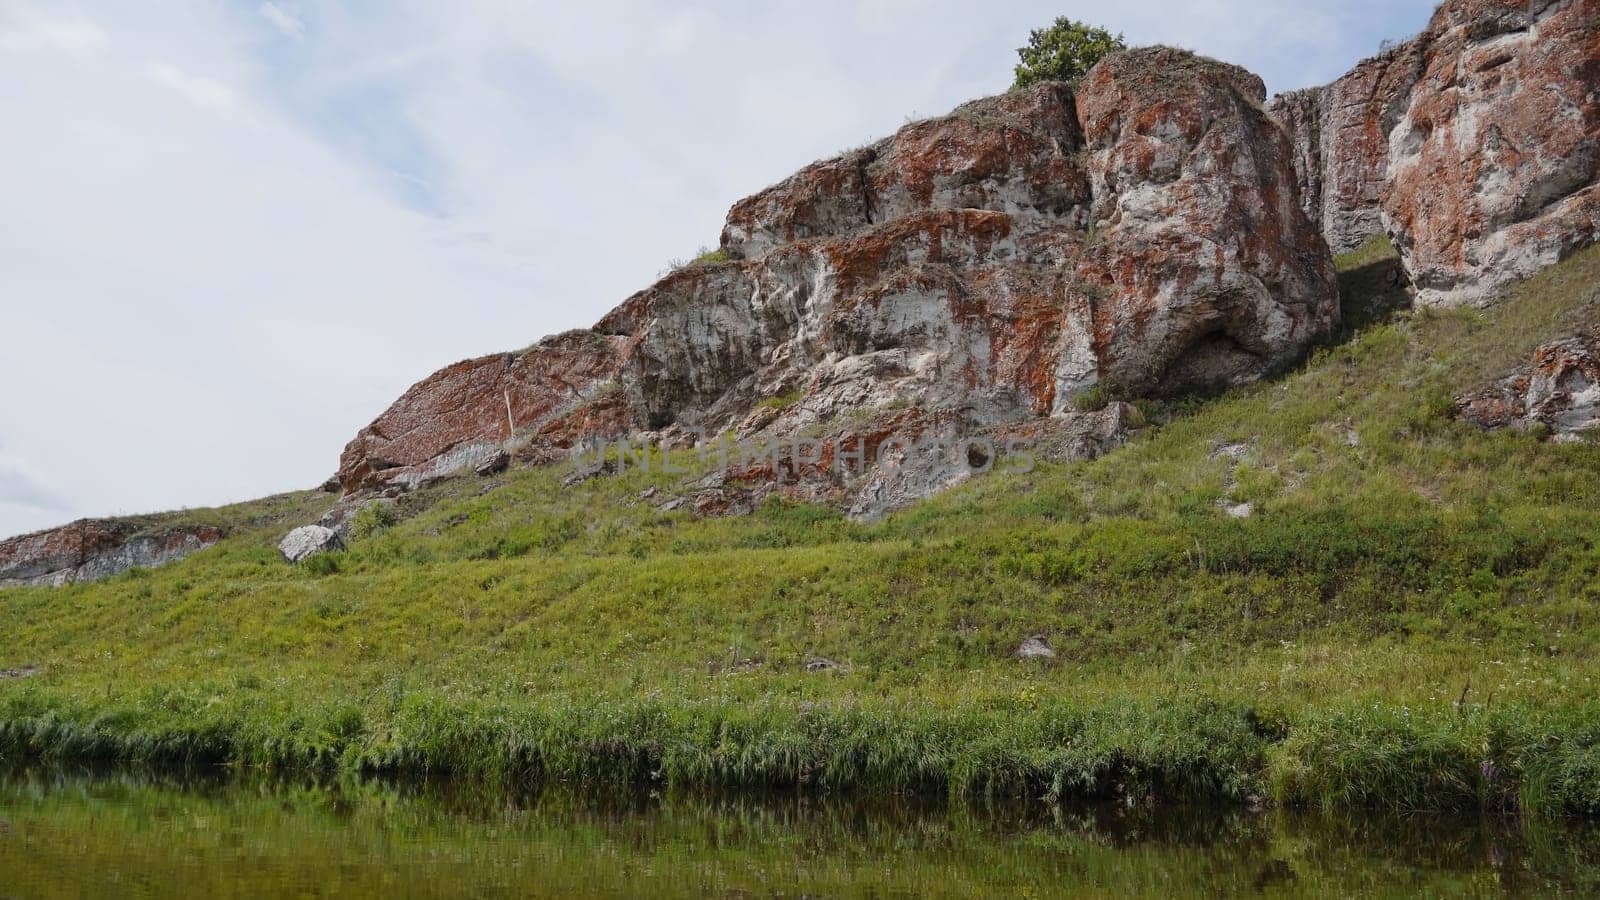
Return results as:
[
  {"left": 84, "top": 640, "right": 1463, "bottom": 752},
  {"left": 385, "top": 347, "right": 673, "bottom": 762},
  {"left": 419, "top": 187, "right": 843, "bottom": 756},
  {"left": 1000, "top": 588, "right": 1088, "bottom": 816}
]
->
[{"left": 0, "top": 767, "right": 1597, "bottom": 897}]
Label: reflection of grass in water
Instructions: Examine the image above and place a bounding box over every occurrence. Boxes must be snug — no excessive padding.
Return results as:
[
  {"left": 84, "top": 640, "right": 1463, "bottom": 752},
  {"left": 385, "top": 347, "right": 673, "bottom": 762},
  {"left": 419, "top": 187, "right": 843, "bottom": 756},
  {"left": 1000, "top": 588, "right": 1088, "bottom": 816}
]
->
[
  {"left": 2, "top": 248, "right": 1600, "bottom": 814},
  {"left": 1, "top": 768, "right": 1598, "bottom": 898}
]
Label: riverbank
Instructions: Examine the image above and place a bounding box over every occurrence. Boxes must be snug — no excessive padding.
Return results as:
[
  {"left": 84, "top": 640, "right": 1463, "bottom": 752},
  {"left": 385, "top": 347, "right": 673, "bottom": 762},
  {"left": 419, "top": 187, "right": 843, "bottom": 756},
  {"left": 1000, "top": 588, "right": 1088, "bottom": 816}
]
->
[
  {"left": 3, "top": 244, "right": 1599, "bottom": 817},
  {"left": 4, "top": 688, "right": 1600, "bottom": 816}
]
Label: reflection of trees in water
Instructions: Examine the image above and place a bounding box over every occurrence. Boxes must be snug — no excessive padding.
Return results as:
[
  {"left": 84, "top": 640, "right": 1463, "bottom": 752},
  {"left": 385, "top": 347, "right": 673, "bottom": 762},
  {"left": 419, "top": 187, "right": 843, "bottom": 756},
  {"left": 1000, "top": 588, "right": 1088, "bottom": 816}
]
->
[{"left": 1, "top": 764, "right": 1598, "bottom": 896}]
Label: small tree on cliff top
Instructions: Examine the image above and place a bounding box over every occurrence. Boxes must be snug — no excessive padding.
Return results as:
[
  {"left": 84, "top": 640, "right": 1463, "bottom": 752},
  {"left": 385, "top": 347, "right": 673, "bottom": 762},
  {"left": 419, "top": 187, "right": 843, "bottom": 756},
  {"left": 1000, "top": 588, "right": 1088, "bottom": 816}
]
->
[{"left": 1013, "top": 18, "right": 1126, "bottom": 88}]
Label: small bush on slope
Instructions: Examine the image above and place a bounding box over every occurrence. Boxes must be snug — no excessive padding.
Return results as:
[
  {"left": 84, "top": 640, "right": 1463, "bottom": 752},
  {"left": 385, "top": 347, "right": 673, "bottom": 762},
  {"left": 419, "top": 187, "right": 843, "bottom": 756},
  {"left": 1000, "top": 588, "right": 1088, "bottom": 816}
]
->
[{"left": 1013, "top": 19, "right": 1126, "bottom": 88}]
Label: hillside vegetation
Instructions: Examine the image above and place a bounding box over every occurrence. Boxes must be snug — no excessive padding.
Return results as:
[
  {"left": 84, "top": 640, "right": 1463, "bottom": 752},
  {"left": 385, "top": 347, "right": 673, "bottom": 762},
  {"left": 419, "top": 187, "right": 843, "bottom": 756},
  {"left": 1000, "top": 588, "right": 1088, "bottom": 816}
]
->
[{"left": 3, "top": 242, "right": 1600, "bottom": 814}]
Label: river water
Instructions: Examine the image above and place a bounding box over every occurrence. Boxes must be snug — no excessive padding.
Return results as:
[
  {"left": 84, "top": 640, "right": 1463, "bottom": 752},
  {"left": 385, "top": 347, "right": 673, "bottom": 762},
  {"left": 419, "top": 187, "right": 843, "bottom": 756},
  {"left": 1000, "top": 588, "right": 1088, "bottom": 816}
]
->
[{"left": 0, "top": 766, "right": 1596, "bottom": 897}]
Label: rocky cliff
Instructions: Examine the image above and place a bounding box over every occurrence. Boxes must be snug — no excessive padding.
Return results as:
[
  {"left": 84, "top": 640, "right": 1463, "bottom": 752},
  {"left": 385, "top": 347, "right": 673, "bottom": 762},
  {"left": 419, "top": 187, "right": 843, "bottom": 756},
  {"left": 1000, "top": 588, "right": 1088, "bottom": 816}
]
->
[
  {"left": 335, "top": 48, "right": 1338, "bottom": 517},
  {"left": 336, "top": 0, "right": 1600, "bottom": 515},
  {"left": 7, "top": 0, "right": 1598, "bottom": 587},
  {"left": 1269, "top": 0, "right": 1599, "bottom": 304}
]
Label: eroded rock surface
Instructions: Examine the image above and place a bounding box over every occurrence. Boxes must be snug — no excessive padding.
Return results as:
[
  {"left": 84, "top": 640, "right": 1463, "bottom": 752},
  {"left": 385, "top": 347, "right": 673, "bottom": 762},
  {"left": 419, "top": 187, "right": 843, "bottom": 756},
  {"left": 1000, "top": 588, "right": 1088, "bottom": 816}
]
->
[
  {"left": 1063, "top": 48, "right": 1338, "bottom": 400},
  {"left": 337, "top": 330, "right": 627, "bottom": 492},
  {"left": 278, "top": 525, "right": 343, "bottom": 563},
  {"left": 1385, "top": 0, "right": 1600, "bottom": 306},
  {"left": 1268, "top": 39, "right": 1429, "bottom": 254},
  {"left": 844, "top": 403, "right": 1137, "bottom": 522},
  {"left": 0, "top": 521, "right": 223, "bottom": 589},
  {"left": 720, "top": 86, "right": 1091, "bottom": 261}
]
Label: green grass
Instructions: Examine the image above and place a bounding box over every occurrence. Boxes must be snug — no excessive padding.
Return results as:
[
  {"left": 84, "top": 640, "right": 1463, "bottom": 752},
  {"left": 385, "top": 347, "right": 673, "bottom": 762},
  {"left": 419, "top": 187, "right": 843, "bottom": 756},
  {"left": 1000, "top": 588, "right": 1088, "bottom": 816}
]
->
[
  {"left": 1069, "top": 382, "right": 1115, "bottom": 412},
  {"left": 3, "top": 244, "right": 1600, "bottom": 814},
  {"left": 756, "top": 389, "right": 805, "bottom": 411},
  {"left": 665, "top": 245, "right": 732, "bottom": 272},
  {"left": 346, "top": 501, "right": 397, "bottom": 542}
]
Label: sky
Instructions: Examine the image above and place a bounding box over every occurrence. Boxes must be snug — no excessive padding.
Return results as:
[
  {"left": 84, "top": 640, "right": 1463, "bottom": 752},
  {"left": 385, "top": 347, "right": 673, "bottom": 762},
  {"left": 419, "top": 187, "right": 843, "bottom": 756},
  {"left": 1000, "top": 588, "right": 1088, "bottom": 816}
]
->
[{"left": 0, "top": 0, "right": 1440, "bottom": 539}]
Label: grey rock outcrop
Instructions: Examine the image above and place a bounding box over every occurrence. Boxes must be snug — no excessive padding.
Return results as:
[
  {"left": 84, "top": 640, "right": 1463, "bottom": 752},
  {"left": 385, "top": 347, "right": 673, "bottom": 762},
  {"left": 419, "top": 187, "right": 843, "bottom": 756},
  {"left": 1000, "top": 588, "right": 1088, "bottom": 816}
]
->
[
  {"left": 1459, "top": 326, "right": 1600, "bottom": 439},
  {"left": 1015, "top": 635, "right": 1057, "bottom": 660},
  {"left": 278, "top": 525, "right": 343, "bottom": 563},
  {"left": 0, "top": 521, "right": 223, "bottom": 589}
]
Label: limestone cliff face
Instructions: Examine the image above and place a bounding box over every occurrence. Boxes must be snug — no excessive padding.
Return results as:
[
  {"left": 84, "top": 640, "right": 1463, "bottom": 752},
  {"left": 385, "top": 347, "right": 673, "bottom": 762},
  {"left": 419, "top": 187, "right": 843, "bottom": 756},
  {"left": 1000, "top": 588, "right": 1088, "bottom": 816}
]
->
[
  {"left": 1267, "top": 88, "right": 1327, "bottom": 244},
  {"left": 1385, "top": 0, "right": 1600, "bottom": 306},
  {"left": 335, "top": 50, "right": 1339, "bottom": 507},
  {"left": 1065, "top": 49, "right": 1338, "bottom": 401},
  {"left": 1269, "top": 0, "right": 1599, "bottom": 304},
  {"left": 0, "top": 520, "right": 223, "bottom": 589}
]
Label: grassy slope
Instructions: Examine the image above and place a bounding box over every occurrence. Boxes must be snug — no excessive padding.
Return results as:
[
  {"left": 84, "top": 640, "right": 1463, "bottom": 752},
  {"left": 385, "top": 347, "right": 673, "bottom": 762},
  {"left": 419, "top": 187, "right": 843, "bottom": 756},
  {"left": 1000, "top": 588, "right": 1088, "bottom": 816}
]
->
[{"left": 3, "top": 242, "right": 1600, "bottom": 813}]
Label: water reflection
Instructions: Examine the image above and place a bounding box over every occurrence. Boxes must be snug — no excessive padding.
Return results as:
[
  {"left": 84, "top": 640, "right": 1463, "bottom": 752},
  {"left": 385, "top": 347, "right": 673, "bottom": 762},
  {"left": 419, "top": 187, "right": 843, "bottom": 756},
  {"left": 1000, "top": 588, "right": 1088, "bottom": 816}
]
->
[{"left": 0, "top": 764, "right": 1596, "bottom": 897}]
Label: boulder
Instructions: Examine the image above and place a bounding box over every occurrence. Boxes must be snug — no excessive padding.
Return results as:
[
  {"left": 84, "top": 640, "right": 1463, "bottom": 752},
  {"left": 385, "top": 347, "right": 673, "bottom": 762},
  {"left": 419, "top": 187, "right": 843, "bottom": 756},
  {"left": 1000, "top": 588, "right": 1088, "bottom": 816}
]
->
[
  {"left": 474, "top": 450, "right": 511, "bottom": 477},
  {"left": 1459, "top": 326, "right": 1600, "bottom": 439},
  {"left": 279, "top": 526, "right": 343, "bottom": 563},
  {"left": 1015, "top": 635, "right": 1057, "bottom": 660}
]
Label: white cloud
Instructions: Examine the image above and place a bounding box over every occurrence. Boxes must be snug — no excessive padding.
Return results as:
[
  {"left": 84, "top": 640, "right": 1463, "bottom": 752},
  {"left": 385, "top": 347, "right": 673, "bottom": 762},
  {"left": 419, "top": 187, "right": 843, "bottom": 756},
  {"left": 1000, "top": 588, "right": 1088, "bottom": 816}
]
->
[
  {"left": 0, "top": 6, "right": 108, "bottom": 55},
  {"left": 0, "top": 0, "right": 1442, "bottom": 538},
  {"left": 258, "top": 2, "right": 305, "bottom": 40},
  {"left": 0, "top": 455, "right": 68, "bottom": 516},
  {"left": 149, "top": 62, "right": 241, "bottom": 115}
]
